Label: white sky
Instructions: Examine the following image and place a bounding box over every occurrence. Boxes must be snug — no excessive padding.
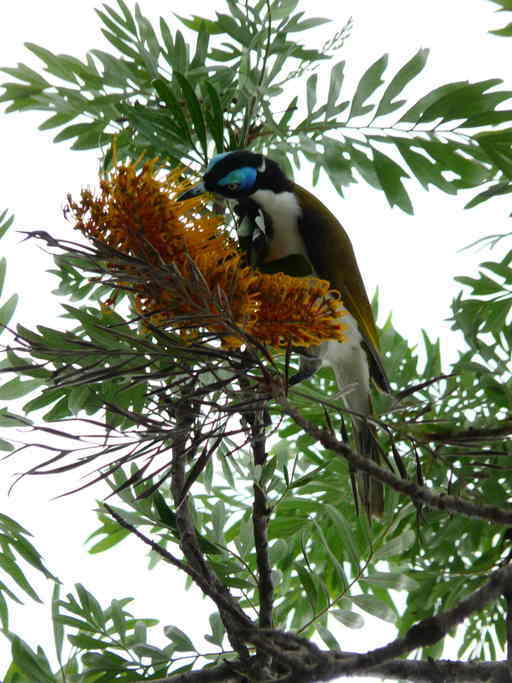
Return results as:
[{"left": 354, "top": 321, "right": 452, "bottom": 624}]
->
[{"left": 0, "top": 0, "right": 511, "bottom": 680}]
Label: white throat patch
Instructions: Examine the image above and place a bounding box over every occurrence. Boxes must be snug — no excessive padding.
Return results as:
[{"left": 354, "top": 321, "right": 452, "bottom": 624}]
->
[{"left": 249, "top": 189, "right": 305, "bottom": 262}]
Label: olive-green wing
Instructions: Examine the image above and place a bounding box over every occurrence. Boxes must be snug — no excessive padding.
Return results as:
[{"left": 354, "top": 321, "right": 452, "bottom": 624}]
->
[{"left": 294, "top": 184, "right": 389, "bottom": 391}]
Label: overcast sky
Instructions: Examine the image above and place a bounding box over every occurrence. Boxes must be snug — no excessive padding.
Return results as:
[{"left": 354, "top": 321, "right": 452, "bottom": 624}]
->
[{"left": 1, "top": 1, "right": 511, "bottom": 680}]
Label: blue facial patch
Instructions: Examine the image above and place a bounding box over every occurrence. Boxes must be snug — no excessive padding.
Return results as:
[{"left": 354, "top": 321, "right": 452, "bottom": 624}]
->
[{"left": 218, "top": 166, "right": 257, "bottom": 191}]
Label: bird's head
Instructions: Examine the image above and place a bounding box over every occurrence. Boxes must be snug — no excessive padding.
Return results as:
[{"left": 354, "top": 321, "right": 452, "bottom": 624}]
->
[{"left": 177, "top": 150, "right": 292, "bottom": 201}]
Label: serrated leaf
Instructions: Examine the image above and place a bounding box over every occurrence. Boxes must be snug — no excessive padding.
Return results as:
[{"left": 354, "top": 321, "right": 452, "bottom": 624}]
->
[
  {"left": 419, "top": 79, "right": 504, "bottom": 124},
  {"left": 398, "top": 81, "right": 468, "bottom": 123},
  {"left": 24, "top": 42, "right": 78, "bottom": 83},
  {"left": 372, "top": 148, "right": 413, "bottom": 214},
  {"left": 374, "top": 48, "right": 429, "bottom": 119},
  {"left": 349, "top": 54, "right": 388, "bottom": 119},
  {"left": 396, "top": 141, "right": 456, "bottom": 194}
]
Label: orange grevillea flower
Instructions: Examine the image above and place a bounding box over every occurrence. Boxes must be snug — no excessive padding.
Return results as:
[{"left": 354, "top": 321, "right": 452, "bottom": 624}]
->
[{"left": 65, "top": 160, "right": 347, "bottom": 349}]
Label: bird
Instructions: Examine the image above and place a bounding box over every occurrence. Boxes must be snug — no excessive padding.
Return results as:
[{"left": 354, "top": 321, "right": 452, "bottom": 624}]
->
[{"left": 178, "top": 150, "right": 391, "bottom": 517}]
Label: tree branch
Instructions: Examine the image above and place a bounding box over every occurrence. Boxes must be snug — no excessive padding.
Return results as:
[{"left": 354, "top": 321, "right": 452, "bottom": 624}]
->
[
  {"left": 276, "top": 394, "right": 512, "bottom": 525},
  {"left": 146, "top": 657, "right": 512, "bottom": 682},
  {"left": 169, "top": 393, "right": 253, "bottom": 661},
  {"left": 145, "top": 565, "right": 512, "bottom": 682},
  {"left": 103, "top": 504, "right": 249, "bottom": 629}
]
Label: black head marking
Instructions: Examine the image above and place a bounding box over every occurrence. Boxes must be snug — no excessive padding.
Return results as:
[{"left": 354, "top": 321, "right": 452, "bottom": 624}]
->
[{"left": 203, "top": 150, "right": 292, "bottom": 198}]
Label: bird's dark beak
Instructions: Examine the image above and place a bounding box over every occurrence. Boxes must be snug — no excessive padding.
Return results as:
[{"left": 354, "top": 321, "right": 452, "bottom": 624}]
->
[{"left": 176, "top": 181, "right": 206, "bottom": 201}]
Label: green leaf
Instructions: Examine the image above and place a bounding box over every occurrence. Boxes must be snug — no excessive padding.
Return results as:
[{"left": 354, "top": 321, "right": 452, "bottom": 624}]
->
[
  {"left": 206, "top": 611, "right": 225, "bottom": 647},
  {"left": 316, "top": 624, "right": 340, "bottom": 650},
  {"left": 88, "top": 529, "right": 130, "bottom": 554},
  {"left": 374, "top": 48, "right": 429, "bottom": 119},
  {"left": 455, "top": 273, "right": 504, "bottom": 295},
  {"left": 53, "top": 121, "right": 106, "bottom": 144},
  {"left": 174, "top": 72, "right": 208, "bottom": 159},
  {"left": 68, "top": 633, "right": 111, "bottom": 649},
  {"left": 11, "top": 637, "right": 54, "bottom": 683},
  {"left": 52, "top": 583, "right": 64, "bottom": 663},
  {"left": 491, "top": 21, "right": 512, "bottom": 37},
  {"left": 38, "top": 111, "right": 78, "bottom": 131},
  {"left": 419, "top": 79, "right": 504, "bottom": 124},
  {"left": 398, "top": 81, "right": 468, "bottom": 123},
  {"left": 0, "top": 211, "right": 14, "bottom": 239},
  {"left": 0, "top": 377, "right": 43, "bottom": 400},
  {"left": 133, "top": 643, "right": 168, "bottom": 661},
  {"left": 325, "top": 61, "right": 345, "bottom": 117},
  {"left": 0, "top": 553, "right": 41, "bottom": 601},
  {"left": 287, "top": 17, "right": 331, "bottom": 32},
  {"left": 24, "top": 43, "right": 78, "bottom": 83},
  {"left": 476, "top": 128, "right": 512, "bottom": 179},
  {"left": 0, "top": 293, "right": 18, "bottom": 331},
  {"left": 164, "top": 625, "right": 195, "bottom": 652},
  {"left": 348, "top": 54, "right": 388, "bottom": 119},
  {"left": 360, "top": 571, "right": 419, "bottom": 591},
  {"left": 351, "top": 594, "right": 396, "bottom": 623},
  {"left": 0, "top": 258, "right": 5, "bottom": 298},
  {"left": 374, "top": 529, "right": 416, "bottom": 560},
  {"left": 372, "top": 148, "right": 413, "bottom": 214},
  {"left": 306, "top": 73, "right": 318, "bottom": 115},
  {"left": 202, "top": 82, "right": 224, "bottom": 153},
  {"left": 396, "top": 141, "right": 456, "bottom": 194},
  {"left": 216, "top": 13, "right": 253, "bottom": 46},
  {"left": 331, "top": 608, "right": 364, "bottom": 629}
]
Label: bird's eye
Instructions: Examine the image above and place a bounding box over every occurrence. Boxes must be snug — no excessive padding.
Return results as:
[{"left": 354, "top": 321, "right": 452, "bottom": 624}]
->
[{"left": 225, "top": 182, "right": 240, "bottom": 192}]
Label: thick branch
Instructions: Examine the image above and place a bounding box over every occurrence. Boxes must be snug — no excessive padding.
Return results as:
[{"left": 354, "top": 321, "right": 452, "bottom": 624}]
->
[
  {"left": 147, "top": 657, "right": 512, "bottom": 682},
  {"left": 277, "top": 395, "right": 512, "bottom": 525}
]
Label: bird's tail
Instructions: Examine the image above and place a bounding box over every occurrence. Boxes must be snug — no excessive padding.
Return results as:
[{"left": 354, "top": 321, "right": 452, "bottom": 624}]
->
[{"left": 354, "top": 419, "right": 384, "bottom": 518}]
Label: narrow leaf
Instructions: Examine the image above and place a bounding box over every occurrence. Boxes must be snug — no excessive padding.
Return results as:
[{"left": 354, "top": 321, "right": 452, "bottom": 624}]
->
[
  {"left": 372, "top": 148, "right": 413, "bottom": 213},
  {"left": 374, "top": 48, "right": 429, "bottom": 119},
  {"left": 348, "top": 54, "right": 388, "bottom": 119}
]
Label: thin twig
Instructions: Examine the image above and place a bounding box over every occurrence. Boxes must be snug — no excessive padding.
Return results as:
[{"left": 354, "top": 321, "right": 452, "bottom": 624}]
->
[{"left": 277, "top": 395, "right": 512, "bottom": 526}]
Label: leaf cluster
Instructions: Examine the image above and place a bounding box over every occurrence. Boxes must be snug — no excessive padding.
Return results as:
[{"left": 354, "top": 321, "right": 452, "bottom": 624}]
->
[
  {"left": 3, "top": 1, "right": 512, "bottom": 214},
  {"left": 2, "top": 1, "right": 512, "bottom": 680}
]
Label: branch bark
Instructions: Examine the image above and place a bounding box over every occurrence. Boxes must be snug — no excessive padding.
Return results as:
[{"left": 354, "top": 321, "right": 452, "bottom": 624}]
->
[
  {"left": 147, "top": 657, "right": 512, "bottom": 682},
  {"left": 276, "top": 394, "right": 512, "bottom": 525}
]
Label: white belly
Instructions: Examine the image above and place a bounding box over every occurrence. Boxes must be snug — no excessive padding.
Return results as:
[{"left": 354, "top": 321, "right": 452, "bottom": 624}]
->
[{"left": 322, "top": 312, "right": 371, "bottom": 416}]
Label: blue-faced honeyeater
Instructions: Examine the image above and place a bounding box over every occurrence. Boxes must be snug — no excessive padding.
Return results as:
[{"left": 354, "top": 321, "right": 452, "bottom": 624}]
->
[{"left": 178, "top": 150, "right": 391, "bottom": 517}]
